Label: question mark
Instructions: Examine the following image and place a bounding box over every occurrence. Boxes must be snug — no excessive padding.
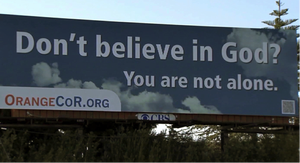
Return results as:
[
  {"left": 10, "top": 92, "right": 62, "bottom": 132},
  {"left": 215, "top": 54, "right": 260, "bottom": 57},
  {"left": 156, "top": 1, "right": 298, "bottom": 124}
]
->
[{"left": 270, "top": 43, "right": 281, "bottom": 64}]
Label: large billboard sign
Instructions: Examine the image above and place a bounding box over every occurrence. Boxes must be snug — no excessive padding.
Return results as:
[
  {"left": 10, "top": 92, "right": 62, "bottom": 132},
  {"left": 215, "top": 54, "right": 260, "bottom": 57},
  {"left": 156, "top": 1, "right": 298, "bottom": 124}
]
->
[{"left": 0, "top": 14, "right": 298, "bottom": 116}]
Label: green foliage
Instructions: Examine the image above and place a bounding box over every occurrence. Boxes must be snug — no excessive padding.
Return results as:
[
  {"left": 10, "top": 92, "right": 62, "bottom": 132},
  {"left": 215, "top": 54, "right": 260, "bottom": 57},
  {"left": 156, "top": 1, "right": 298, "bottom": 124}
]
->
[
  {"left": 219, "top": 132, "right": 298, "bottom": 162},
  {"left": 0, "top": 128, "right": 101, "bottom": 162},
  {"left": 262, "top": 0, "right": 299, "bottom": 56},
  {"left": 193, "top": 125, "right": 221, "bottom": 142},
  {"left": 0, "top": 126, "right": 298, "bottom": 162},
  {"left": 262, "top": 0, "right": 299, "bottom": 30}
]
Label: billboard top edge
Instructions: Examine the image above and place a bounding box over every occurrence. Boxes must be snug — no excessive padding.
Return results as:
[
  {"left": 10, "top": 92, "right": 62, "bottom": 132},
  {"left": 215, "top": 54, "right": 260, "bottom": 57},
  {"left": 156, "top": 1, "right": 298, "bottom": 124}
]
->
[{"left": 0, "top": 13, "right": 293, "bottom": 32}]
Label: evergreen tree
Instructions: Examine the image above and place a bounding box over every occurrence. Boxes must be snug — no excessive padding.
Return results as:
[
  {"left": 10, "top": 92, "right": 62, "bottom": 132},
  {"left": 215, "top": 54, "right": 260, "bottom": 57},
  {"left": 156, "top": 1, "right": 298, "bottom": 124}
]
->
[
  {"left": 262, "top": 0, "right": 299, "bottom": 31},
  {"left": 262, "top": 0, "right": 299, "bottom": 53}
]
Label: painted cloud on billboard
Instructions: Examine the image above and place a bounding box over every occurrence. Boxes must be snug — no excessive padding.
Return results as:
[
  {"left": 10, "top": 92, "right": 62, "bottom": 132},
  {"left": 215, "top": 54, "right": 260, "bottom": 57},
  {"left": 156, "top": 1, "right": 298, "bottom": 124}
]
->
[{"left": 0, "top": 14, "right": 297, "bottom": 116}]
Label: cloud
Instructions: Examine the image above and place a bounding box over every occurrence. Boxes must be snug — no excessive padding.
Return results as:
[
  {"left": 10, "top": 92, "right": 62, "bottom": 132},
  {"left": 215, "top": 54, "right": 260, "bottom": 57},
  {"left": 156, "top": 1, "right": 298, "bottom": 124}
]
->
[
  {"left": 30, "top": 62, "right": 221, "bottom": 114},
  {"left": 54, "top": 79, "right": 99, "bottom": 89},
  {"left": 101, "top": 80, "right": 221, "bottom": 114},
  {"left": 101, "top": 80, "right": 175, "bottom": 112},
  {"left": 227, "top": 28, "right": 297, "bottom": 100},
  {"left": 32, "top": 62, "right": 62, "bottom": 86},
  {"left": 227, "top": 29, "right": 286, "bottom": 77},
  {"left": 82, "top": 81, "right": 98, "bottom": 89},
  {"left": 31, "top": 62, "right": 99, "bottom": 89},
  {"left": 101, "top": 79, "right": 123, "bottom": 95},
  {"left": 182, "top": 96, "right": 221, "bottom": 114}
]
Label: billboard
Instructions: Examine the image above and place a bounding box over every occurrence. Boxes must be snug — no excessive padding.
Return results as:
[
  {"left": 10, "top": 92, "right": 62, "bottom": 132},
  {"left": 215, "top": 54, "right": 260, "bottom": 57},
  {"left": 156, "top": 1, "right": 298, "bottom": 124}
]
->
[{"left": 0, "top": 14, "right": 298, "bottom": 116}]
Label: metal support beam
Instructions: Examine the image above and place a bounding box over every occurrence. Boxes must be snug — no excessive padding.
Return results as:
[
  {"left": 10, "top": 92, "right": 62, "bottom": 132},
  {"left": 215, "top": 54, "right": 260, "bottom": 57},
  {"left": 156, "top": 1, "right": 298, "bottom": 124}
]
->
[
  {"left": 0, "top": 124, "right": 83, "bottom": 128},
  {"left": 221, "top": 127, "right": 229, "bottom": 152}
]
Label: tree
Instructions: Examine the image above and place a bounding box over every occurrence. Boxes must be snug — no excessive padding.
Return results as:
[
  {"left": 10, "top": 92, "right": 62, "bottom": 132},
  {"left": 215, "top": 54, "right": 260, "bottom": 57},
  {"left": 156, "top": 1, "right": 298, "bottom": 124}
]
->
[
  {"left": 262, "top": 0, "right": 299, "bottom": 88},
  {"left": 262, "top": 0, "right": 299, "bottom": 31},
  {"left": 262, "top": 0, "right": 299, "bottom": 55}
]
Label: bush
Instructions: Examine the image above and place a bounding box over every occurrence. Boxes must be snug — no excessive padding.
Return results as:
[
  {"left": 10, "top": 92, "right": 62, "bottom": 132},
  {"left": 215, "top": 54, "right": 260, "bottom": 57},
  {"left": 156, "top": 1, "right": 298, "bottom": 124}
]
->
[{"left": 0, "top": 125, "right": 298, "bottom": 162}]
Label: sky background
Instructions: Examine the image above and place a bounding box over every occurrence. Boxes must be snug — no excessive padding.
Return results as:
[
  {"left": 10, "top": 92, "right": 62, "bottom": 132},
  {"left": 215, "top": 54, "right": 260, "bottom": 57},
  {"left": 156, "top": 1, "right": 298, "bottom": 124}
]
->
[
  {"left": 0, "top": 0, "right": 299, "bottom": 29},
  {"left": 0, "top": 0, "right": 299, "bottom": 133}
]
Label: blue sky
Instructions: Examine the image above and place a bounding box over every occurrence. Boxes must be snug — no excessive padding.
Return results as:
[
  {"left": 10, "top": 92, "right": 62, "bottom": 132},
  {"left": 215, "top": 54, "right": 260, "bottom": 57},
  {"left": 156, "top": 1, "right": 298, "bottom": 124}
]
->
[{"left": 0, "top": 0, "right": 299, "bottom": 29}]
